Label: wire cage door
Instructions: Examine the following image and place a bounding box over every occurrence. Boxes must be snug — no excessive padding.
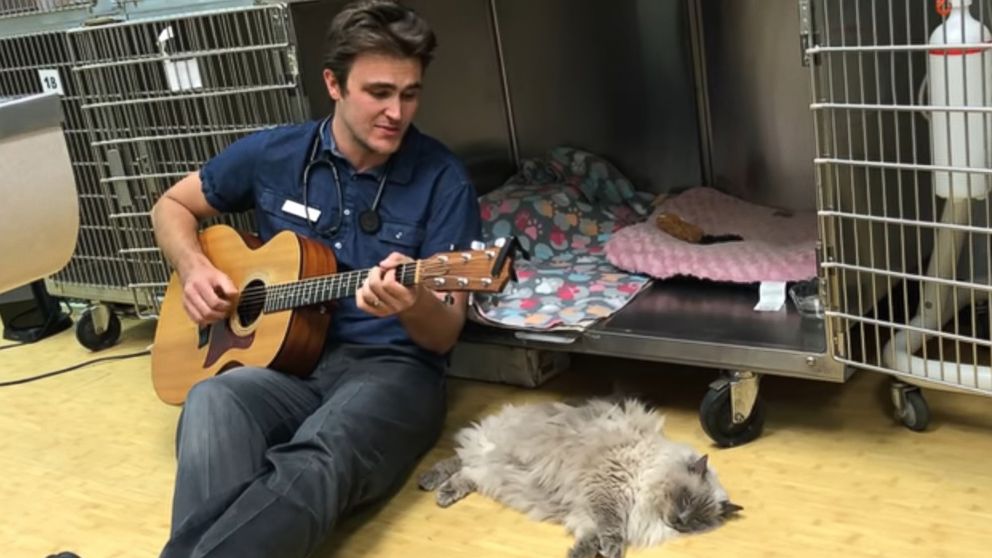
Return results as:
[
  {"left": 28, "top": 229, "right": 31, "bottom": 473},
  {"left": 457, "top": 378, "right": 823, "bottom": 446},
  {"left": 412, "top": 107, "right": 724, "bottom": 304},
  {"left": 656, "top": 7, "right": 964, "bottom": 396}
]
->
[
  {"left": 67, "top": 3, "right": 308, "bottom": 316},
  {"left": 806, "top": 0, "right": 992, "bottom": 405}
]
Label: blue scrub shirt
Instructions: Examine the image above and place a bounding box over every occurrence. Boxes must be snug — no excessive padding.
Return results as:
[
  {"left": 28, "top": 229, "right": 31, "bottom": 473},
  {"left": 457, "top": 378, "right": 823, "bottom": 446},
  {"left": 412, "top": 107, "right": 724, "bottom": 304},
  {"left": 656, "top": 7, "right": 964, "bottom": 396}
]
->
[{"left": 199, "top": 118, "right": 482, "bottom": 354}]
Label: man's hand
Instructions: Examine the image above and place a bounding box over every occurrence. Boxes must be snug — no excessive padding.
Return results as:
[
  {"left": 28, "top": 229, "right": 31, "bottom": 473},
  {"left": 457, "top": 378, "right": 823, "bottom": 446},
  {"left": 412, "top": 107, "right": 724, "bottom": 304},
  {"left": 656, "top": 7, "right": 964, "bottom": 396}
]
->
[
  {"left": 357, "top": 252, "right": 422, "bottom": 317},
  {"left": 180, "top": 256, "right": 239, "bottom": 326}
]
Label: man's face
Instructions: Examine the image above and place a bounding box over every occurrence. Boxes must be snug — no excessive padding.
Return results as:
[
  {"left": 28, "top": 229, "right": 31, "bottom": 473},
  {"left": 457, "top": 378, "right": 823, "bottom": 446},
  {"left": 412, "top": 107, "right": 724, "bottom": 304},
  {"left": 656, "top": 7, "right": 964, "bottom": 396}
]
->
[{"left": 324, "top": 52, "right": 423, "bottom": 157}]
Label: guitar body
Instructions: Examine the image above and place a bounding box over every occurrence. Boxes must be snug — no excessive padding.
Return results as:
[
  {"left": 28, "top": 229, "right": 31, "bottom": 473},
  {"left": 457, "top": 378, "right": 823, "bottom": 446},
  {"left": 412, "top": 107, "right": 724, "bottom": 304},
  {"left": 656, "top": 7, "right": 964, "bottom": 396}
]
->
[{"left": 151, "top": 225, "right": 334, "bottom": 405}]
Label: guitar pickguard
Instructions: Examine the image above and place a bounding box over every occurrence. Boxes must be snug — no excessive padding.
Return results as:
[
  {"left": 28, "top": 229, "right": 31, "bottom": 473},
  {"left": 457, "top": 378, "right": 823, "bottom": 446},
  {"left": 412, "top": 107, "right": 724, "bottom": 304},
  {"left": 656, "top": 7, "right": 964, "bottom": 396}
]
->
[{"left": 203, "top": 319, "right": 255, "bottom": 369}]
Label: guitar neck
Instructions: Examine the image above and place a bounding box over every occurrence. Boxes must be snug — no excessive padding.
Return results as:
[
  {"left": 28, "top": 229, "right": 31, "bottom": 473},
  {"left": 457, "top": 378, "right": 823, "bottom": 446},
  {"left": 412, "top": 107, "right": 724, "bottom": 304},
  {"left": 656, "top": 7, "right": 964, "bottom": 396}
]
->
[{"left": 262, "top": 262, "right": 418, "bottom": 312}]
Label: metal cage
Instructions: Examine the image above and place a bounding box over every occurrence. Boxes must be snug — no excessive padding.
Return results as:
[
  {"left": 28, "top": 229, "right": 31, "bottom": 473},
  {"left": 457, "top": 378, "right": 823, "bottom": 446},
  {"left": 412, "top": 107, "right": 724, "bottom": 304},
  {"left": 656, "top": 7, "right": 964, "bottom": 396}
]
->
[
  {"left": 807, "top": 0, "right": 992, "bottom": 427},
  {"left": 0, "top": 0, "right": 91, "bottom": 19},
  {"left": 0, "top": 30, "right": 137, "bottom": 309},
  {"left": 66, "top": 3, "right": 307, "bottom": 316}
]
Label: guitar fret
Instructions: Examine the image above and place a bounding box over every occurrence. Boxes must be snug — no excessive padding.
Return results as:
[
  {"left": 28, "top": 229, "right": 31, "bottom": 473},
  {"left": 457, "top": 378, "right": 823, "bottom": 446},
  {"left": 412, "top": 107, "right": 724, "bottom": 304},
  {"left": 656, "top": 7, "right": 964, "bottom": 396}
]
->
[{"left": 264, "top": 260, "right": 428, "bottom": 312}]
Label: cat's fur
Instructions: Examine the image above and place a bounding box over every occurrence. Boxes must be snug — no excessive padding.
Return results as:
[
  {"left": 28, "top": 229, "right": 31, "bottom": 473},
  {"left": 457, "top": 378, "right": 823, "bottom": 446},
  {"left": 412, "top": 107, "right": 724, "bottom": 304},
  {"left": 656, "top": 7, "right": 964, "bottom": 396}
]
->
[{"left": 418, "top": 397, "right": 742, "bottom": 558}]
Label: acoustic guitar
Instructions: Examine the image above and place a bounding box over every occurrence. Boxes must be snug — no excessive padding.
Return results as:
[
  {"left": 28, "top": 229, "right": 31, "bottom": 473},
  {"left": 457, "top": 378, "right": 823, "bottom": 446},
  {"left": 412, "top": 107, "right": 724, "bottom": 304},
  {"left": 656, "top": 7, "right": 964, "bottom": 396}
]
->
[{"left": 151, "top": 224, "right": 519, "bottom": 405}]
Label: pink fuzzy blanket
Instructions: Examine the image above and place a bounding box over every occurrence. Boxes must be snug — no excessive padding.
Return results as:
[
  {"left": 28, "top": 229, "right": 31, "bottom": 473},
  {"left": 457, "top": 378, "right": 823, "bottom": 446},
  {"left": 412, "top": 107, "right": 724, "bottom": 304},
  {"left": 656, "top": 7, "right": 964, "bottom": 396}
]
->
[{"left": 604, "top": 187, "right": 818, "bottom": 283}]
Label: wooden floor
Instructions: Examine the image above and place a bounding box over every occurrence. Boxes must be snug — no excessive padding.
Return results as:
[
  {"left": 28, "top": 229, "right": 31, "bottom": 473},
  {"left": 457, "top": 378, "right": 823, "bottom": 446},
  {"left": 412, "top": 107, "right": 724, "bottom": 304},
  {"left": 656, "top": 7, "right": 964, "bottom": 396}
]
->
[{"left": 1, "top": 313, "right": 991, "bottom": 558}]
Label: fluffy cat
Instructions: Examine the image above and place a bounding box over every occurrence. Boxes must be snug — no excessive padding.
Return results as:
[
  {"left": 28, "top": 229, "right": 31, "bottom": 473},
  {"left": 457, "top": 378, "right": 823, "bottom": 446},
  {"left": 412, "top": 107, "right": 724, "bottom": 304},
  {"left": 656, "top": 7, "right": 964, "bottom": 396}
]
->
[{"left": 418, "top": 397, "right": 742, "bottom": 558}]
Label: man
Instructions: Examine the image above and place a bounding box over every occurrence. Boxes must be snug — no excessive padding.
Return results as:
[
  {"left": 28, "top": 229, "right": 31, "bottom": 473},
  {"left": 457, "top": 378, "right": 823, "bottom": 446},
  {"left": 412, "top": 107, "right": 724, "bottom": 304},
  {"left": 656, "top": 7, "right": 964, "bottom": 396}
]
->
[{"left": 150, "top": 1, "right": 481, "bottom": 556}]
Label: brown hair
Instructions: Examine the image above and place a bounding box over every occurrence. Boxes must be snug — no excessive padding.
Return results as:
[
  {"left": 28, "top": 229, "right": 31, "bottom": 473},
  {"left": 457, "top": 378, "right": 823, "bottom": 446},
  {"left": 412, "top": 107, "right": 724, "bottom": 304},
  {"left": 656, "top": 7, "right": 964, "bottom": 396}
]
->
[{"left": 323, "top": 0, "right": 437, "bottom": 92}]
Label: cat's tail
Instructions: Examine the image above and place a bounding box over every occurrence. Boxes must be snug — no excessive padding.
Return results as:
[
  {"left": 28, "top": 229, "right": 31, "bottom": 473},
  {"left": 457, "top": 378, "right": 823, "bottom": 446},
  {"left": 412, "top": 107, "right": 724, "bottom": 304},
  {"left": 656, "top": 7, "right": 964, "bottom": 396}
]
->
[{"left": 417, "top": 456, "right": 462, "bottom": 491}]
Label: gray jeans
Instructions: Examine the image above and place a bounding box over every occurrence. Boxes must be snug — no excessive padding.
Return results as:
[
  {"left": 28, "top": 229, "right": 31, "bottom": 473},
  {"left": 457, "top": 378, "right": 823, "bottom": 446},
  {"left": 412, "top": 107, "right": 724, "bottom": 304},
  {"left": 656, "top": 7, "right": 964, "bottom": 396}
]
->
[{"left": 160, "top": 343, "right": 447, "bottom": 558}]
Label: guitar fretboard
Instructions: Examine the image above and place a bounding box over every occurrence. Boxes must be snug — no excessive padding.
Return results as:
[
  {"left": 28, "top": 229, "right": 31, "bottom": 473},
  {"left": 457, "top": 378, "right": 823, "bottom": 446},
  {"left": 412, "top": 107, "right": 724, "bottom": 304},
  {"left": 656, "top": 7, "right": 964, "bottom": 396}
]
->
[{"left": 261, "top": 262, "right": 418, "bottom": 313}]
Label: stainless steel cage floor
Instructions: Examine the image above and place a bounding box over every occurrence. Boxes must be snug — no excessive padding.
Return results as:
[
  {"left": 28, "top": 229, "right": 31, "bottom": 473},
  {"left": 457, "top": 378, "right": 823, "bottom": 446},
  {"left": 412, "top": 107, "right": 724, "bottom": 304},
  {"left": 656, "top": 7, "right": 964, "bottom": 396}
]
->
[{"left": 463, "top": 279, "right": 844, "bottom": 384}]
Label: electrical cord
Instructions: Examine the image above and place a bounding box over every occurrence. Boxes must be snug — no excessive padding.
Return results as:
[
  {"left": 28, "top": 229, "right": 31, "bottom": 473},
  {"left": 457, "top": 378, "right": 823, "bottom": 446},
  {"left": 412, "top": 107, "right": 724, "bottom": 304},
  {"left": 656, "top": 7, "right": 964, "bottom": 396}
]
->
[
  {"left": 0, "top": 343, "right": 25, "bottom": 351},
  {"left": 0, "top": 349, "right": 151, "bottom": 387}
]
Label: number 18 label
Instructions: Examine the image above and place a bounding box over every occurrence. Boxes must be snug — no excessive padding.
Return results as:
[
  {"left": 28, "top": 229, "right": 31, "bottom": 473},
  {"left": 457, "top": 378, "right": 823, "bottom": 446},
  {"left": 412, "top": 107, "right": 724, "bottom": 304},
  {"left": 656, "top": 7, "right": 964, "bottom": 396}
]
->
[{"left": 38, "top": 69, "right": 64, "bottom": 95}]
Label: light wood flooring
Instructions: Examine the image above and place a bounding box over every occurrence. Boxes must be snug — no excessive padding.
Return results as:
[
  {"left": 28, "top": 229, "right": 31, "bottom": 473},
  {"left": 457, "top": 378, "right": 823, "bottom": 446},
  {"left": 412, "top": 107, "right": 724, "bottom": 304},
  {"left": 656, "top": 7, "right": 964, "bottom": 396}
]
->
[{"left": 1, "top": 312, "right": 990, "bottom": 558}]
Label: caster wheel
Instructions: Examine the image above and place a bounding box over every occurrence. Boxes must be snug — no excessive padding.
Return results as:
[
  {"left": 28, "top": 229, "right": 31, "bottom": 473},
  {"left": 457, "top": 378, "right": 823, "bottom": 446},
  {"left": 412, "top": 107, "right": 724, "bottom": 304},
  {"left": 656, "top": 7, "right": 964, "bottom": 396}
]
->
[
  {"left": 897, "top": 388, "right": 930, "bottom": 432},
  {"left": 700, "top": 383, "right": 766, "bottom": 448},
  {"left": 75, "top": 307, "right": 121, "bottom": 351}
]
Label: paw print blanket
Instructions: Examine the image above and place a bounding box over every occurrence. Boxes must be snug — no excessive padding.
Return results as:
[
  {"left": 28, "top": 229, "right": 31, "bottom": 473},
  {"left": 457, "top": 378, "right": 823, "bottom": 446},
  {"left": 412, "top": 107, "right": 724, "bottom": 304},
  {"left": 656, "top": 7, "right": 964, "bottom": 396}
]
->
[{"left": 470, "top": 148, "right": 653, "bottom": 331}]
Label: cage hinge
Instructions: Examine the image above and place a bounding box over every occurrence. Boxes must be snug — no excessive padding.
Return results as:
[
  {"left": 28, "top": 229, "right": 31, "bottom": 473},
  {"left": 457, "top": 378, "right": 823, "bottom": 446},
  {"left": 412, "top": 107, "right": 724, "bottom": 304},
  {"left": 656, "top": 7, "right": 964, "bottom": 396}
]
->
[{"left": 798, "top": 0, "right": 816, "bottom": 67}]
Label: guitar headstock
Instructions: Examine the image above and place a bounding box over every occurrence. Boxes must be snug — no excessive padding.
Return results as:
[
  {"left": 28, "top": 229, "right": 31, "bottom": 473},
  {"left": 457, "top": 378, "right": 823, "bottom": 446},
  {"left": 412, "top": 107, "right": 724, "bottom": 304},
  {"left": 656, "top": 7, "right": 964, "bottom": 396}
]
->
[{"left": 418, "top": 237, "right": 527, "bottom": 293}]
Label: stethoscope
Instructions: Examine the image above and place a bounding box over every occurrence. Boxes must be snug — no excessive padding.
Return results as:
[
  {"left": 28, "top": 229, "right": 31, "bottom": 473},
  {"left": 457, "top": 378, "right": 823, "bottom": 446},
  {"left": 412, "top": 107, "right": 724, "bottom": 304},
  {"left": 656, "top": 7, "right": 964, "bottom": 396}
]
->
[{"left": 300, "top": 119, "right": 389, "bottom": 237}]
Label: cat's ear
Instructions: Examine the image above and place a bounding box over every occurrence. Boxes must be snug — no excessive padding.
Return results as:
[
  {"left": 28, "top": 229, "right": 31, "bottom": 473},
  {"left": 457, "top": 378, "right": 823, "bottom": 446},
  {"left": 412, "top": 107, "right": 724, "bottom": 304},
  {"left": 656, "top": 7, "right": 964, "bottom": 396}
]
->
[
  {"left": 721, "top": 501, "right": 744, "bottom": 516},
  {"left": 689, "top": 454, "right": 708, "bottom": 476}
]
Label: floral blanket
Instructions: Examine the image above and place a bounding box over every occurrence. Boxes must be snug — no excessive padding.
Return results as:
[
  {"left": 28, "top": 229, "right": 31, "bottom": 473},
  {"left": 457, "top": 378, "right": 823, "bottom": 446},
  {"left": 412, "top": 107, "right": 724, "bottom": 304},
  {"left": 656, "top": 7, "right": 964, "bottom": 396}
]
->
[{"left": 470, "top": 147, "right": 654, "bottom": 331}]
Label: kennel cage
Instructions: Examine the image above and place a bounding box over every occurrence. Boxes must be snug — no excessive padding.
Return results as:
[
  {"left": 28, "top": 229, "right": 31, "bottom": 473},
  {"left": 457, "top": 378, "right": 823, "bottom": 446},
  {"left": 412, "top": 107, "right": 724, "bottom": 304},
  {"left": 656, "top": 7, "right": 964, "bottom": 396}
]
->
[
  {"left": 65, "top": 1, "right": 308, "bottom": 332},
  {"left": 0, "top": 1, "right": 307, "bottom": 349},
  {"left": 806, "top": 0, "right": 992, "bottom": 430},
  {"left": 0, "top": 20, "right": 138, "bottom": 351},
  {"left": 0, "top": 0, "right": 91, "bottom": 20}
]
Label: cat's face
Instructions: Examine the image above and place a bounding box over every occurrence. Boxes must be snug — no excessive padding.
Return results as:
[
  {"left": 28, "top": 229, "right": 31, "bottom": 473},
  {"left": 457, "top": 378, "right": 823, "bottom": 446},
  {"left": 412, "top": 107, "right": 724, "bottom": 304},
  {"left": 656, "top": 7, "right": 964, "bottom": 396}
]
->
[{"left": 663, "top": 455, "right": 743, "bottom": 534}]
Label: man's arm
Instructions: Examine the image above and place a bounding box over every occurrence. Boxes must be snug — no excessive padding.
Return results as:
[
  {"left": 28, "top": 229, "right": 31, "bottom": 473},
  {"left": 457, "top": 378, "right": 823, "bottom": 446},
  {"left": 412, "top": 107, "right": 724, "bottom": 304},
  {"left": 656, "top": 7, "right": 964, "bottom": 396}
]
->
[
  {"left": 357, "top": 163, "right": 482, "bottom": 354},
  {"left": 151, "top": 172, "right": 238, "bottom": 325}
]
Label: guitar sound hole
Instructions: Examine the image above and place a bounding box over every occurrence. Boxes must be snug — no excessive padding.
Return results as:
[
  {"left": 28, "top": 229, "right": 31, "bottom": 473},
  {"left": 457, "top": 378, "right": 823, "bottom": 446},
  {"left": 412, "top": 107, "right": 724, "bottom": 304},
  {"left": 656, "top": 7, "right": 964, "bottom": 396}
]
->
[{"left": 237, "top": 280, "right": 267, "bottom": 328}]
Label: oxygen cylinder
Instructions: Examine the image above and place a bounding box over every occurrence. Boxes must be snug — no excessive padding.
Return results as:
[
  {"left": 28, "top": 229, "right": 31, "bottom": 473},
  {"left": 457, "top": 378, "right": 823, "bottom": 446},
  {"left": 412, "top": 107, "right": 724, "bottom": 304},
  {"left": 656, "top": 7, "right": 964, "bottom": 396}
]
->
[{"left": 927, "top": 0, "right": 992, "bottom": 199}]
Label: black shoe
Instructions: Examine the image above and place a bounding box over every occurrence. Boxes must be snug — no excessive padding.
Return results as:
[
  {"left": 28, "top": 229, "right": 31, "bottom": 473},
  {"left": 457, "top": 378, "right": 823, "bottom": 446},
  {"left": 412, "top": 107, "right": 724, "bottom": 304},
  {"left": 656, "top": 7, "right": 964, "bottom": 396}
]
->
[{"left": 46, "top": 553, "right": 81, "bottom": 558}]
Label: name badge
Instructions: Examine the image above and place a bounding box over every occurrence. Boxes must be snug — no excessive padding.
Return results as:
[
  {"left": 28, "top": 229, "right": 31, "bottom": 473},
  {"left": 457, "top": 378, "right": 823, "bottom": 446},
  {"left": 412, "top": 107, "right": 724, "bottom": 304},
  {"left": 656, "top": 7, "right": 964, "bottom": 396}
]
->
[{"left": 281, "top": 199, "right": 321, "bottom": 222}]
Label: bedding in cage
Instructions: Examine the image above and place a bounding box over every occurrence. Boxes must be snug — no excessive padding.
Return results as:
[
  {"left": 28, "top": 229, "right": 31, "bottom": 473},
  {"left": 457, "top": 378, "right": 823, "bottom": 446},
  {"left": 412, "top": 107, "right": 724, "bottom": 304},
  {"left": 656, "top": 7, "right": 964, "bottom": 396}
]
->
[
  {"left": 469, "top": 147, "right": 654, "bottom": 332},
  {"left": 469, "top": 147, "right": 821, "bottom": 332}
]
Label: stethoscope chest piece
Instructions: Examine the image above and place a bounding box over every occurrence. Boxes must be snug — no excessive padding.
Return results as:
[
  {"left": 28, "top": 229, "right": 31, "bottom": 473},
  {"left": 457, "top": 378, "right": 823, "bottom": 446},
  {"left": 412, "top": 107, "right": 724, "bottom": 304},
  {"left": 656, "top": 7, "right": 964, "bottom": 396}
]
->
[{"left": 358, "top": 208, "right": 381, "bottom": 234}]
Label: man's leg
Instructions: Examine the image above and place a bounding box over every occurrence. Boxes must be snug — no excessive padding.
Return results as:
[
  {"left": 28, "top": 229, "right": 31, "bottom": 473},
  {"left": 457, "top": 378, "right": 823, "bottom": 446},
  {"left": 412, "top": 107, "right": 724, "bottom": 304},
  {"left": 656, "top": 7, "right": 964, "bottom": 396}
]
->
[
  {"left": 162, "top": 345, "right": 447, "bottom": 558},
  {"left": 169, "top": 366, "right": 324, "bottom": 534}
]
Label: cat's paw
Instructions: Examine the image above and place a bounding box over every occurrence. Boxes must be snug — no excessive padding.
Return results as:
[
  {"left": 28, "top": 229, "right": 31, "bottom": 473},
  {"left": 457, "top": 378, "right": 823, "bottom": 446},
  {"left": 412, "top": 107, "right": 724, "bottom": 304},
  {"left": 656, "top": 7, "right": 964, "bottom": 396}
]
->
[
  {"left": 566, "top": 535, "right": 599, "bottom": 558},
  {"left": 436, "top": 484, "right": 461, "bottom": 508},
  {"left": 598, "top": 532, "right": 625, "bottom": 558},
  {"left": 417, "top": 468, "right": 446, "bottom": 491}
]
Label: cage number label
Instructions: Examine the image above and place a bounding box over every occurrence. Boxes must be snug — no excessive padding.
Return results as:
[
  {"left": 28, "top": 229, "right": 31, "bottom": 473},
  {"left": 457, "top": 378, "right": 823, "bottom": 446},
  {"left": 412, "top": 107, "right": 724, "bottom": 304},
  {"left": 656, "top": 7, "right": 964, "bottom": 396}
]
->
[{"left": 38, "top": 69, "right": 64, "bottom": 95}]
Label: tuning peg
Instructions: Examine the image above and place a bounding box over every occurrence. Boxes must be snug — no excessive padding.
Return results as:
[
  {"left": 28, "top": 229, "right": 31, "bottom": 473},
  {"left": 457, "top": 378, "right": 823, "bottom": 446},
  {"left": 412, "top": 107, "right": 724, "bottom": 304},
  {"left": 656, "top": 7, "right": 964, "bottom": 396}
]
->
[
  {"left": 471, "top": 240, "right": 485, "bottom": 250},
  {"left": 494, "top": 237, "right": 507, "bottom": 248}
]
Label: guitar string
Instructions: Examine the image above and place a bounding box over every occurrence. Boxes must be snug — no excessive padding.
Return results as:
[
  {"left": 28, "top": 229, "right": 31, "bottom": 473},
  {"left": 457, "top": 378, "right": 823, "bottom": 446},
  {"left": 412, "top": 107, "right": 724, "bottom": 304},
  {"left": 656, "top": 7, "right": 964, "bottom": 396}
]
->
[
  {"left": 233, "top": 259, "right": 493, "bottom": 310},
  {"left": 233, "top": 264, "right": 418, "bottom": 308},
  {"left": 259, "top": 263, "right": 455, "bottom": 308},
  {"left": 238, "top": 264, "right": 421, "bottom": 307},
  {"left": 235, "top": 256, "right": 497, "bottom": 308}
]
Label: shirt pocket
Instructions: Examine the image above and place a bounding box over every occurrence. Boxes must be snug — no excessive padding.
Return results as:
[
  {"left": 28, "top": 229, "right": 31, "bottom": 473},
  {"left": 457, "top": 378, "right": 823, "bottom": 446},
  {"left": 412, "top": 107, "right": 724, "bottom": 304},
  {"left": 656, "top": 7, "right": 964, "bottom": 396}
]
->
[
  {"left": 257, "top": 187, "right": 320, "bottom": 237},
  {"left": 375, "top": 220, "right": 425, "bottom": 259}
]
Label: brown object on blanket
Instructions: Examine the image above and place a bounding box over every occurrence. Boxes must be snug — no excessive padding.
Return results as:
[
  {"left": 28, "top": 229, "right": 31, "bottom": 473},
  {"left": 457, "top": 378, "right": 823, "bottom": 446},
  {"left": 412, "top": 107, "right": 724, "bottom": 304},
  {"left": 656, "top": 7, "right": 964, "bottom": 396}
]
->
[
  {"left": 655, "top": 212, "right": 744, "bottom": 245},
  {"left": 655, "top": 212, "right": 704, "bottom": 243}
]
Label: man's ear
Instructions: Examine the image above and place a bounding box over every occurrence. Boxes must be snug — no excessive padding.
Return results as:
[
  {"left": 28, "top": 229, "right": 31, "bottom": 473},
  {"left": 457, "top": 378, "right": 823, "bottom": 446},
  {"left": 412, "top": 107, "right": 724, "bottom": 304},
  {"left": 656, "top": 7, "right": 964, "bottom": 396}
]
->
[{"left": 324, "top": 69, "right": 344, "bottom": 101}]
